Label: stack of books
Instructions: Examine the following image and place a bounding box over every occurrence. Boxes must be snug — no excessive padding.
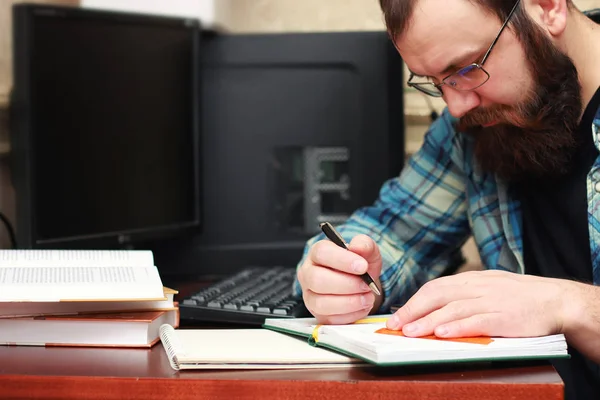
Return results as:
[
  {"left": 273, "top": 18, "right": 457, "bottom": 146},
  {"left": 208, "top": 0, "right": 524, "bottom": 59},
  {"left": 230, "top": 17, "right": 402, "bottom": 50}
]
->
[{"left": 0, "top": 249, "right": 179, "bottom": 348}]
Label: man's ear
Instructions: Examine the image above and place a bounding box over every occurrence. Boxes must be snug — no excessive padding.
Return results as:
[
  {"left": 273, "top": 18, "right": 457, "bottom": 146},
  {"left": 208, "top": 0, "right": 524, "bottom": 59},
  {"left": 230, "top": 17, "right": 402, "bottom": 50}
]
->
[{"left": 524, "top": 0, "right": 568, "bottom": 37}]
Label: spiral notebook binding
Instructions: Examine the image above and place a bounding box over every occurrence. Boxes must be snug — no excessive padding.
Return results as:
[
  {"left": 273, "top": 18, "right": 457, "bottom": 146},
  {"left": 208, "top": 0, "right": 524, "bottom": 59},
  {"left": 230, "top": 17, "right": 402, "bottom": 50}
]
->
[{"left": 159, "top": 324, "right": 181, "bottom": 370}]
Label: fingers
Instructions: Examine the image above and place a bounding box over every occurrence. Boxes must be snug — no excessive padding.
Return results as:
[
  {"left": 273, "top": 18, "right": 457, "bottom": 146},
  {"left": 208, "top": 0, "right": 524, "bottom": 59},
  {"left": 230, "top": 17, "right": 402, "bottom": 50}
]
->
[
  {"left": 386, "top": 274, "right": 490, "bottom": 330},
  {"left": 303, "top": 290, "right": 375, "bottom": 321},
  {"left": 298, "top": 263, "right": 372, "bottom": 295},
  {"left": 433, "top": 313, "right": 501, "bottom": 338},
  {"left": 437, "top": 311, "right": 549, "bottom": 338},
  {"left": 398, "top": 299, "right": 494, "bottom": 337},
  {"left": 348, "top": 235, "right": 382, "bottom": 275},
  {"left": 308, "top": 240, "right": 368, "bottom": 275}
]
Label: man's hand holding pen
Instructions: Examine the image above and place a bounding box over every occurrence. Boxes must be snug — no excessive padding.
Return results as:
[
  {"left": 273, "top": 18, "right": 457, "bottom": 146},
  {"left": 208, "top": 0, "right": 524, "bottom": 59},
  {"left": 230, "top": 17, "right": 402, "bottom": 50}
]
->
[{"left": 297, "top": 224, "right": 383, "bottom": 325}]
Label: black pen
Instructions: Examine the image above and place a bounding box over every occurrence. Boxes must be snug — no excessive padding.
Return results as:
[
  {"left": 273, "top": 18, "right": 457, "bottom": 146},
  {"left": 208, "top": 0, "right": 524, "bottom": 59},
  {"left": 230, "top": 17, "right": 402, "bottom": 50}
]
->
[{"left": 319, "top": 222, "right": 381, "bottom": 296}]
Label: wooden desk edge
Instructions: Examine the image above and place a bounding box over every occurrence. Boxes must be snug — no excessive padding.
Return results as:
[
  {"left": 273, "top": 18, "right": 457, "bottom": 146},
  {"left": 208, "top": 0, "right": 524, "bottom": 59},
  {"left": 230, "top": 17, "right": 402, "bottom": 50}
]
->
[{"left": 0, "top": 373, "right": 564, "bottom": 400}]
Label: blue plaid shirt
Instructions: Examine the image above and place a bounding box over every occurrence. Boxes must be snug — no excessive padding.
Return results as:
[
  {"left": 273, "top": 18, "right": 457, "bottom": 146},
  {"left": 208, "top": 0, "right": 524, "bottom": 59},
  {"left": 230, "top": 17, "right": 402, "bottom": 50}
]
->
[{"left": 294, "top": 107, "right": 600, "bottom": 312}]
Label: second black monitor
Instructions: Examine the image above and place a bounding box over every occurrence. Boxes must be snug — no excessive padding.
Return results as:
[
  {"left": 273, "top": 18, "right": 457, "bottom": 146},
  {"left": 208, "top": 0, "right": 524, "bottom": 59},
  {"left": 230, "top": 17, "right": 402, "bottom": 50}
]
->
[{"left": 154, "top": 30, "right": 405, "bottom": 276}]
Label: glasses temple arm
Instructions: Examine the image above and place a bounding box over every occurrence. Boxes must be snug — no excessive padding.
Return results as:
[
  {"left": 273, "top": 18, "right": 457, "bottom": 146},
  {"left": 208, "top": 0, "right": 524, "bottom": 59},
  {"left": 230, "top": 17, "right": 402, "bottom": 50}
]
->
[{"left": 480, "top": 0, "right": 521, "bottom": 65}]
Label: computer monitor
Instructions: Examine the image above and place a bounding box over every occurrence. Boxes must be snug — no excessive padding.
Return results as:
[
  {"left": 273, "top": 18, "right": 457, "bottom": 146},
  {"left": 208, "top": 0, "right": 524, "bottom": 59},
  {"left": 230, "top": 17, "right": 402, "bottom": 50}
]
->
[
  {"left": 152, "top": 30, "right": 406, "bottom": 277},
  {"left": 10, "top": 4, "right": 201, "bottom": 249}
]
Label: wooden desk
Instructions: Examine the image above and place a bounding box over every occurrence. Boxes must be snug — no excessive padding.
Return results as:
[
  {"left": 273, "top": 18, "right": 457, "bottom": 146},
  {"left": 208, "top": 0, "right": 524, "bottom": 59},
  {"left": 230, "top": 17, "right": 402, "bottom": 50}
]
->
[{"left": 0, "top": 344, "right": 563, "bottom": 400}]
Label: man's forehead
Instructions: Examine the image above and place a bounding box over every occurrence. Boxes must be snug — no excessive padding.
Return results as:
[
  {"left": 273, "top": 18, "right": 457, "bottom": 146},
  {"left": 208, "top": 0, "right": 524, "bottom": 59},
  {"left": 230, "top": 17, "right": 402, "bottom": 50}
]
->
[{"left": 396, "top": 0, "right": 501, "bottom": 76}]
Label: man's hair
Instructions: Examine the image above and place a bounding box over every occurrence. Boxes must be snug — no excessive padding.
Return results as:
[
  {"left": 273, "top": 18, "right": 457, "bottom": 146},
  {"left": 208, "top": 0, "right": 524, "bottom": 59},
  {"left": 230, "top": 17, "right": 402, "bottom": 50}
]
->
[{"left": 379, "top": 0, "right": 575, "bottom": 41}]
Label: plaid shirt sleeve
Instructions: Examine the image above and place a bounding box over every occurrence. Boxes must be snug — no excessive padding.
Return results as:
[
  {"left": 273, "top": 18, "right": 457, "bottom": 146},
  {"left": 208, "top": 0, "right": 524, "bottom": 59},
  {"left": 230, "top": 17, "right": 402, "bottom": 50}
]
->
[{"left": 293, "top": 110, "right": 472, "bottom": 312}]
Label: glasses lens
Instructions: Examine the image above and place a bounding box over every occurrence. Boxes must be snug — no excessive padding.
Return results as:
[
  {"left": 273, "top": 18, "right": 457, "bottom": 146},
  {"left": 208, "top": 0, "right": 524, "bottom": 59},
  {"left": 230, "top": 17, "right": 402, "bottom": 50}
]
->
[
  {"left": 409, "top": 83, "right": 443, "bottom": 97},
  {"left": 444, "top": 64, "right": 490, "bottom": 91}
]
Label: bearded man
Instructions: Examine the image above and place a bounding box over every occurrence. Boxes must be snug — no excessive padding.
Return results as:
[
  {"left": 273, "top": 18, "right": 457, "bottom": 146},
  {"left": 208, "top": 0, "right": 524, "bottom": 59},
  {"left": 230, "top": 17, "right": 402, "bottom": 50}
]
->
[{"left": 294, "top": 1, "right": 600, "bottom": 399}]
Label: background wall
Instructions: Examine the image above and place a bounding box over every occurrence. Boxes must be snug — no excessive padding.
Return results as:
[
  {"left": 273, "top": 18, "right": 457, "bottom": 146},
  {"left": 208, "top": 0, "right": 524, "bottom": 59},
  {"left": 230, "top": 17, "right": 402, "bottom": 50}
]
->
[
  {"left": 0, "top": 0, "right": 599, "bottom": 256},
  {"left": 81, "top": 0, "right": 215, "bottom": 23}
]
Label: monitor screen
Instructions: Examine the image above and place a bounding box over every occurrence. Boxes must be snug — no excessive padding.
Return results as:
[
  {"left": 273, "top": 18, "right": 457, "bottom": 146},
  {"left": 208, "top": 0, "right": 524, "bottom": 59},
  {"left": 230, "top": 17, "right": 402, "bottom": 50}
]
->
[{"left": 11, "top": 5, "right": 201, "bottom": 248}]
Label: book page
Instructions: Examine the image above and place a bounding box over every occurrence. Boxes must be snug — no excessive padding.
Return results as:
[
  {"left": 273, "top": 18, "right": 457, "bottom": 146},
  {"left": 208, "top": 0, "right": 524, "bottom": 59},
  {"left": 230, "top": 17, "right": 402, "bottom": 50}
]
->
[
  {"left": 324, "top": 322, "right": 475, "bottom": 350},
  {"left": 264, "top": 314, "right": 391, "bottom": 338},
  {"left": 0, "top": 250, "right": 154, "bottom": 267},
  {"left": 322, "top": 323, "right": 568, "bottom": 364},
  {"left": 161, "top": 327, "right": 360, "bottom": 368},
  {"left": 0, "top": 264, "right": 164, "bottom": 301}
]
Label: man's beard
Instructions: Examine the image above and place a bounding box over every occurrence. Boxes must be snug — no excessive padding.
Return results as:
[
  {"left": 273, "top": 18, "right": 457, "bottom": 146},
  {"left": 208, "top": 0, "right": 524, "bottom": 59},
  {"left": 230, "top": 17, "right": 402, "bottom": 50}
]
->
[{"left": 457, "top": 18, "right": 582, "bottom": 182}]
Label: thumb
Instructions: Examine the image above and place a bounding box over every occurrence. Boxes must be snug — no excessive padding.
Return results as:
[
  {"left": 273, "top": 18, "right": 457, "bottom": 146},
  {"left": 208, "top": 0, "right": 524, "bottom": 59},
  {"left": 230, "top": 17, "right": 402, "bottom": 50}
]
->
[{"left": 348, "top": 234, "right": 382, "bottom": 276}]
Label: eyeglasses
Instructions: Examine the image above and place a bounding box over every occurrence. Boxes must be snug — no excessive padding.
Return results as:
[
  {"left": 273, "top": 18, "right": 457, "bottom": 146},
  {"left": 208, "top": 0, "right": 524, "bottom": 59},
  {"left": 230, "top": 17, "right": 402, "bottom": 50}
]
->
[{"left": 407, "top": 0, "right": 521, "bottom": 97}]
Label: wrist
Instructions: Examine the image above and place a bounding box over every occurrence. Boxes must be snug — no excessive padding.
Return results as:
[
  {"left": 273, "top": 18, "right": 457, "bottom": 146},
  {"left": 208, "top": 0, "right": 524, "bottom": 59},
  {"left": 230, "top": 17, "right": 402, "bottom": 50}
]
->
[{"left": 557, "top": 279, "right": 589, "bottom": 336}]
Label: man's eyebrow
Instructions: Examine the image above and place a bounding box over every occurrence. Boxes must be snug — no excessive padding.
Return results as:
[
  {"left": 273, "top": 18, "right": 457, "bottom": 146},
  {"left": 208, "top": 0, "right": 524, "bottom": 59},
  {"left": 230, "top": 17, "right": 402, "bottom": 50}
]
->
[
  {"left": 410, "top": 49, "right": 484, "bottom": 78},
  {"left": 439, "top": 49, "right": 483, "bottom": 75}
]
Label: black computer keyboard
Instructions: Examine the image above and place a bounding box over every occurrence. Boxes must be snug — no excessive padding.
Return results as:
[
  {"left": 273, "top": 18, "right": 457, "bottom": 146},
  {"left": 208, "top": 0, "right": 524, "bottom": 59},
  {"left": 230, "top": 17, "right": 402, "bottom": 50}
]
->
[{"left": 179, "top": 266, "right": 310, "bottom": 325}]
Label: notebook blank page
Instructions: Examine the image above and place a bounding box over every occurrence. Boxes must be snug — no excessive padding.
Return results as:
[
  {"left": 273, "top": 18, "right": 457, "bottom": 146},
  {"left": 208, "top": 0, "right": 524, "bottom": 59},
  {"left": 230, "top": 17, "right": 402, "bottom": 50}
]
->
[{"left": 173, "top": 329, "right": 357, "bottom": 365}]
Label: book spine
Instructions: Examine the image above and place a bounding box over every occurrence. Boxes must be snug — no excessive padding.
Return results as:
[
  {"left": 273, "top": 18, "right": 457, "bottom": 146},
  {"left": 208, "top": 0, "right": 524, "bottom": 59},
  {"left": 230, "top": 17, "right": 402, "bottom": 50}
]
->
[{"left": 159, "top": 324, "right": 181, "bottom": 371}]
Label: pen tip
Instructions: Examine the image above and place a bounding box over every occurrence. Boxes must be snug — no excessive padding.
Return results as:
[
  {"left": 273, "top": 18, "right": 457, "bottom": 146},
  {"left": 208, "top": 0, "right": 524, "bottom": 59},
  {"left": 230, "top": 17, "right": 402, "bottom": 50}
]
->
[{"left": 369, "top": 282, "right": 381, "bottom": 296}]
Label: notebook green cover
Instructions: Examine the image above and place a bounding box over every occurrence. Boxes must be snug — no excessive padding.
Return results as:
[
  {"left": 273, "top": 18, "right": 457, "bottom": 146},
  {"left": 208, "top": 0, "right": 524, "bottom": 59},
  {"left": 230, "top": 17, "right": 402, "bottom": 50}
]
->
[{"left": 263, "top": 314, "right": 570, "bottom": 367}]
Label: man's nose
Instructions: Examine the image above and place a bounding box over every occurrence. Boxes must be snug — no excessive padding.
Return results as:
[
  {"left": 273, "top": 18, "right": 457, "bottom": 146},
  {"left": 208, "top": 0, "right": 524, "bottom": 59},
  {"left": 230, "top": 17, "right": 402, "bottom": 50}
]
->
[{"left": 442, "top": 88, "right": 480, "bottom": 118}]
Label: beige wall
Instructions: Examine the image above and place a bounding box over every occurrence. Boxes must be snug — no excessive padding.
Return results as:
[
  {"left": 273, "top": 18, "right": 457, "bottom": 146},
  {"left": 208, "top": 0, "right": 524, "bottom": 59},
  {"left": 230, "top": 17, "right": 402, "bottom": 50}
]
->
[
  {"left": 215, "top": 0, "right": 385, "bottom": 33},
  {"left": 577, "top": 0, "right": 600, "bottom": 11}
]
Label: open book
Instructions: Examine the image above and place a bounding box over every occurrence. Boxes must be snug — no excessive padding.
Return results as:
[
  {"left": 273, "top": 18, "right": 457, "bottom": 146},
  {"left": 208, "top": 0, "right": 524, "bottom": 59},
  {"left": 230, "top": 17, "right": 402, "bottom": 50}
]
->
[
  {"left": 263, "top": 315, "right": 569, "bottom": 366},
  {"left": 0, "top": 250, "right": 165, "bottom": 302},
  {"left": 158, "top": 324, "right": 363, "bottom": 370}
]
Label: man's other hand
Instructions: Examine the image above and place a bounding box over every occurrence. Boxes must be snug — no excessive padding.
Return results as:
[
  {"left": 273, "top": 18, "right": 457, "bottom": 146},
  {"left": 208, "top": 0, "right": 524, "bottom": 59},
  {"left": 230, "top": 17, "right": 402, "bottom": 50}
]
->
[{"left": 386, "top": 270, "right": 574, "bottom": 338}]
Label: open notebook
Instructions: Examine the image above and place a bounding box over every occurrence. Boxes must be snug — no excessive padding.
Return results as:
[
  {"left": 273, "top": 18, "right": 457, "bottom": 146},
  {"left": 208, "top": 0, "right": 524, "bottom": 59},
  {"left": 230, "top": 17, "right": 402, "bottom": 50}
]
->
[
  {"left": 159, "top": 324, "right": 363, "bottom": 370},
  {"left": 263, "top": 315, "right": 569, "bottom": 366}
]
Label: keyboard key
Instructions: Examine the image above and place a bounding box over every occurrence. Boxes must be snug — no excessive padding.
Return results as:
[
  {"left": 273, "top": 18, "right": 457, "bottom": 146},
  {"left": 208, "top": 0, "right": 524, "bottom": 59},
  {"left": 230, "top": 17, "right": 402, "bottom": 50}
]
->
[{"left": 179, "top": 266, "right": 310, "bottom": 325}]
